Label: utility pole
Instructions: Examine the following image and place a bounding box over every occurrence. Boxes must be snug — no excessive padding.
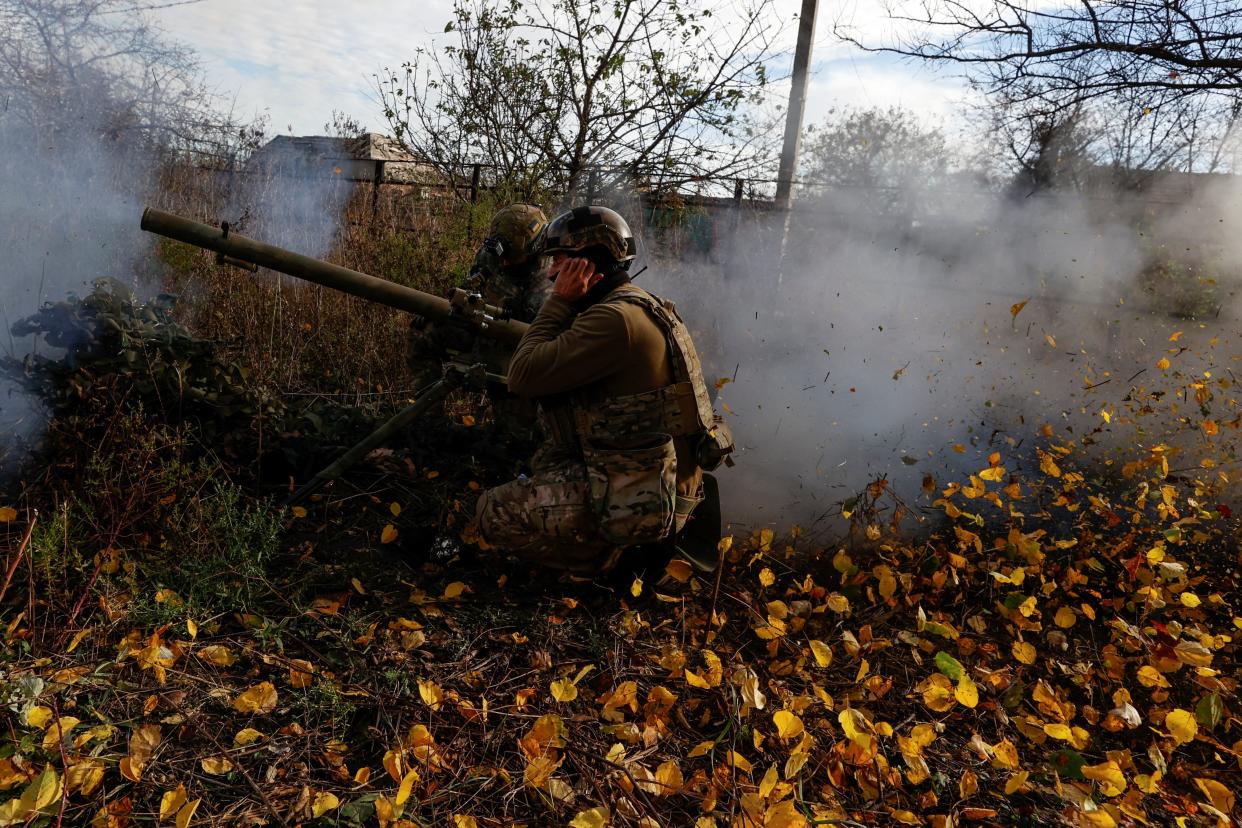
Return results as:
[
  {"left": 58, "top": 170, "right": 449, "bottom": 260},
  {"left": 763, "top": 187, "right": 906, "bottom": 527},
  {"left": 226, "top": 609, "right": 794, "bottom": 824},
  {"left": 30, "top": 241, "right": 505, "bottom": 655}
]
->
[{"left": 775, "top": 0, "right": 820, "bottom": 210}]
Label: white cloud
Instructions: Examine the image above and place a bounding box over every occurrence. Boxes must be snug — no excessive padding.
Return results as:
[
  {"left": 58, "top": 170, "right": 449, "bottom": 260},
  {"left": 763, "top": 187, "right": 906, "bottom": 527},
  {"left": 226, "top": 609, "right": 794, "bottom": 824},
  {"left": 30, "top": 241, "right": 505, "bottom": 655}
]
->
[
  {"left": 803, "top": 55, "right": 976, "bottom": 127},
  {"left": 154, "top": 0, "right": 974, "bottom": 138},
  {"left": 156, "top": 0, "right": 458, "bottom": 133}
]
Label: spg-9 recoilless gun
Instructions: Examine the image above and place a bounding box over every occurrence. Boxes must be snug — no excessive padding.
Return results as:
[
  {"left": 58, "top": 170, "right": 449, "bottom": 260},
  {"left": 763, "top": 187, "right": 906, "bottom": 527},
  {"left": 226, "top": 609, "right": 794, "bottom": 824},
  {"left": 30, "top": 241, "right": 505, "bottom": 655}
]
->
[
  {"left": 139, "top": 207, "right": 527, "bottom": 504},
  {"left": 140, "top": 208, "right": 528, "bottom": 346}
]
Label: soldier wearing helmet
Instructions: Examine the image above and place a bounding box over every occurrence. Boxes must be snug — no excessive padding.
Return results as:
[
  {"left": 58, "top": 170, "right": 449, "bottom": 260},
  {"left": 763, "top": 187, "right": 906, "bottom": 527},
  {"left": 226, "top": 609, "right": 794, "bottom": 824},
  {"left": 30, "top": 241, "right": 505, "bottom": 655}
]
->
[
  {"left": 472, "top": 205, "right": 733, "bottom": 573},
  {"left": 407, "top": 204, "right": 548, "bottom": 385},
  {"left": 461, "top": 203, "right": 550, "bottom": 322}
]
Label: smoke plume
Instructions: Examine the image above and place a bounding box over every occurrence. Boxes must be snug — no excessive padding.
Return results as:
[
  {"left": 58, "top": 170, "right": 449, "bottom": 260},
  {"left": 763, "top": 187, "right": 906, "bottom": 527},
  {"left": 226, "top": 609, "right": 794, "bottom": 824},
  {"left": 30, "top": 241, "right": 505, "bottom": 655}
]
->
[
  {"left": 641, "top": 175, "right": 1242, "bottom": 535},
  {"left": 0, "top": 122, "right": 148, "bottom": 453}
]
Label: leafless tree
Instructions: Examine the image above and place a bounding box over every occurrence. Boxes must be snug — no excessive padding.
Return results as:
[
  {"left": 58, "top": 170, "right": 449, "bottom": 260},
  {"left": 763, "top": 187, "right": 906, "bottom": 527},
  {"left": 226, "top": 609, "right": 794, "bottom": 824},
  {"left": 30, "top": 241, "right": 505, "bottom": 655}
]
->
[
  {"left": 977, "top": 85, "right": 1242, "bottom": 191},
  {"left": 837, "top": 0, "right": 1242, "bottom": 176},
  {"left": 377, "top": 0, "right": 788, "bottom": 200},
  {"left": 841, "top": 0, "right": 1242, "bottom": 108},
  {"left": 0, "top": 0, "right": 257, "bottom": 164}
]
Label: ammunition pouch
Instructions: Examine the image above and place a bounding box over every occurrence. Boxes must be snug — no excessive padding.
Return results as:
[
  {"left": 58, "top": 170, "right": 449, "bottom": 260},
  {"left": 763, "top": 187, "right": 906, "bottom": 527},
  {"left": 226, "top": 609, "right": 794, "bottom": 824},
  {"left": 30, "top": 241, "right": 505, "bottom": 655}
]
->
[
  {"left": 583, "top": 433, "right": 677, "bottom": 545},
  {"left": 694, "top": 416, "right": 736, "bottom": 472},
  {"left": 574, "top": 381, "right": 702, "bottom": 443}
]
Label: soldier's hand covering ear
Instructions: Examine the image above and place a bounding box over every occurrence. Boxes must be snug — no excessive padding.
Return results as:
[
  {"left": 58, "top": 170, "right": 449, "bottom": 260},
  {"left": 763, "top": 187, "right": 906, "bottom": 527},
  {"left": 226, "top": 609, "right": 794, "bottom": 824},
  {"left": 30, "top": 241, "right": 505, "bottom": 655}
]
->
[{"left": 549, "top": 255, "right": 602, "bottom": 301}]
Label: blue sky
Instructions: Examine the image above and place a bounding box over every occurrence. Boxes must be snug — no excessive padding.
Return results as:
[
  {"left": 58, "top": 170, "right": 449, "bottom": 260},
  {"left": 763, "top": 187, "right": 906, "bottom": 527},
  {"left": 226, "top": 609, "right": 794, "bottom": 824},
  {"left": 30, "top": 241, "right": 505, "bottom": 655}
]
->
[{"left": 154, "top": 0, "right": 973, "bottom": 139}]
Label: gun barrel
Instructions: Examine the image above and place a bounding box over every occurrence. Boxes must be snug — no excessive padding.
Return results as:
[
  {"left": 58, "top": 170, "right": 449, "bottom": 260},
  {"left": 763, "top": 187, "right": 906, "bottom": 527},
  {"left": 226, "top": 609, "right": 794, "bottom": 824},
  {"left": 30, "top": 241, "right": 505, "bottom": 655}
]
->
[{"left": 140, "top": 208, "right": 529, "bottom": 347}]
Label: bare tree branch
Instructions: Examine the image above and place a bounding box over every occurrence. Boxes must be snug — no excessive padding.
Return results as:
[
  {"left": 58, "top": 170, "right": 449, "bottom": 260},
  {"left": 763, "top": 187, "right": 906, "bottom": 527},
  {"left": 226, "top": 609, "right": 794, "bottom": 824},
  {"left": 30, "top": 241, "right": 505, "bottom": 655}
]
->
[
  {"left": 376, "top": 0, "right": 788, "bottom": 201},
  {"left": 1, "top": 0, "right": 262, "bottom": 166}
]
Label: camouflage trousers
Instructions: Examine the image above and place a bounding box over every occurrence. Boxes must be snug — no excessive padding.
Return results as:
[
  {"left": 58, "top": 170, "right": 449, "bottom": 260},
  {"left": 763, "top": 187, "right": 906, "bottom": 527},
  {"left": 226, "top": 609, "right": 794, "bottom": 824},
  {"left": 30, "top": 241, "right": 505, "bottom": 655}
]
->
[
  {"left": 474, "top": 460, "right": 626, "bottom": 573},
  {"left": 474, "top": 449, "right": 699, "bottom": 573}
]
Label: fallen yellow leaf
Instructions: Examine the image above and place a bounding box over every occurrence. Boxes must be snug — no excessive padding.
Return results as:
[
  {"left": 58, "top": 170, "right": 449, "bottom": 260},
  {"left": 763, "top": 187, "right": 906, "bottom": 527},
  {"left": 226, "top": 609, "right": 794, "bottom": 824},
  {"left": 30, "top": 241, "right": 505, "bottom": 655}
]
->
[
  {"left": 233, "top": 682, "right": 278, "bottom": 715},
  {"left": 1012, "top": 641, "right": 1036, "bottom": 665},
  {"left": 119, "top": 724, "right": 161, "bottom": 782},
  {"left": 196, "top": 645, "right": 237, "bottom": 667},
  {"left": 1044, "top": 723, "right": 1073, "bottom": 741},
  {"left": 24, "top": 706, "right": 52, "bottom": 730},
  {"left": 200, "top": 756, "right": 233, "bottom": 775},
  {"left": 395, "top": 767, "right": 419, "bottom": 807},
  {"left": 665, "top": 559, "right": 693, "bottom": 583},
  {"left": 233, "top": 728, "right": 264, "bottom": 747},
  {"left": 418, "top": 679, "right": 444, "bottom": 709},
  {"left": 955, "top": 675, "right": 979, "bottom": 709},
  {"left": 1082, "top": 761, "right": 1126, "bottom": 797},
  {"left": 41, "top": 717, "right": 80, "bottom": 752},
  {"left": 1195, "top": 777, "right": 1235, "bottom": 813},
  {"left": 159, "top": 784, "right": 187, "bottom": 820},
  {"left": 1165, "top": 708, "right": 1197, "bottom": 745},
  {"left": 654, "top": 761, "right": 683, "bottom": 796},
  {"left": 288, "top": 659, "right": 314, "bottom": 689},
  {"left": 569, "top": 806, "right": 610, "bottom": 828},
  {"left": 809, "top": 639, "right": 832, "bottom": 668},
  {"left": 550, "top": 678, "right": 577, "bottom": 703},
  {"left": 311, "top": 792, "right": 339, "bottom": 818},
  {"left": 1005, "top": 770, "right": 1029, "bottom": 794},
  {"left": 773, "top": 710, "right": 804, "bottom": 740}
]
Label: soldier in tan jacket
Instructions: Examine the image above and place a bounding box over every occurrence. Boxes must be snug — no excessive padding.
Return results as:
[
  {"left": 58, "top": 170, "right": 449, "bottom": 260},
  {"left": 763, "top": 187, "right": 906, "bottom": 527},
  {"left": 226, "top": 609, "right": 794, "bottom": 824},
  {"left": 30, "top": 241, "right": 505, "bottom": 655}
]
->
[{"left": 474, "top": 206, "right": 733, "bottom": 572}]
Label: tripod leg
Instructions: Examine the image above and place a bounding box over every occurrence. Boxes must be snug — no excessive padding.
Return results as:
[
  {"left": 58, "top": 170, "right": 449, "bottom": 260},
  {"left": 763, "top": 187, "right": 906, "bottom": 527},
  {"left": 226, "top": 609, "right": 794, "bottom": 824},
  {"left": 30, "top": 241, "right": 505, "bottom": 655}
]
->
[{"left": 284, "top": 379, "right": 452, "bottom": 508}]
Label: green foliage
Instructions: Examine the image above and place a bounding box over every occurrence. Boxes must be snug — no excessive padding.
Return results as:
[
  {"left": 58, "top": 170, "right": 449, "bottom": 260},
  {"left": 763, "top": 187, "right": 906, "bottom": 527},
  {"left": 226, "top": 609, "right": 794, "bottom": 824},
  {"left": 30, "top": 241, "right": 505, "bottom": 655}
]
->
[
  {"left": 291, "top": 678, "right": 359, "bottom": 732},
  {"left": 366, "top": 227, "right": 468, "bottom": 296},
  {"left": 5, "top": 279, "right": 405, "bottom": 483},
  {"left": 24, "top": 504, "right": 90, "bottom": 600},
  {"left": 154, "top": 479, "right": 284, "bottom": 615},
  {"left": 1137, "top": 256, "right": 1222, "bottom": 320},
  {"left": 155, "top": 236, "right": 201, "bottom": 275},
  {"left": 3, "top": 278, "right": 281, "bottom": 434},
  {"left": 802, "top": 106, "right": 959, "bottom": 214}
]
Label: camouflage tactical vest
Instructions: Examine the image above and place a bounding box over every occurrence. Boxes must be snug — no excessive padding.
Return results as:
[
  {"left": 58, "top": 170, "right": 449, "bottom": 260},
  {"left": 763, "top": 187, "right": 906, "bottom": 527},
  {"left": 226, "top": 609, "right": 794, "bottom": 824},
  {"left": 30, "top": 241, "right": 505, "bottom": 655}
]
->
[
  {"left": 538, "top": 284, "right": 731, "bottom": 545},
  {"left": 573, "top": 285, "right": 715, "bottom": 443}
]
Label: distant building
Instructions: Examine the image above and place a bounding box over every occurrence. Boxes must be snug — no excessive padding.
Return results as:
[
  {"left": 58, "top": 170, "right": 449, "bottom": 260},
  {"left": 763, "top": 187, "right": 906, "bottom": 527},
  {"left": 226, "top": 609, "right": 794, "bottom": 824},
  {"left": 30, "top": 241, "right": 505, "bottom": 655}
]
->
[{"left": 248, "top": 133, "right": 444, "bottom": 187}]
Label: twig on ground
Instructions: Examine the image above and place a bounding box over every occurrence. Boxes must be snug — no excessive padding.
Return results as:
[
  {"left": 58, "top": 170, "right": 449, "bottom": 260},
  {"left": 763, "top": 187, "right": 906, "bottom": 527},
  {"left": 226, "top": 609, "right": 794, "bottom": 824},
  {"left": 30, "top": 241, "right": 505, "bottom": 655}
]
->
[
  {"left": 169, "top": 698, "right": 292, "bottom": 828},
  {"left": 709, "top": 541, "right": 727, "bottom": 624},
  {"left": 51, "top": 696, "right": 69, "bottom": 828},
  {"left": 0, "top": 510, "right": 37, "bottom": 606}
]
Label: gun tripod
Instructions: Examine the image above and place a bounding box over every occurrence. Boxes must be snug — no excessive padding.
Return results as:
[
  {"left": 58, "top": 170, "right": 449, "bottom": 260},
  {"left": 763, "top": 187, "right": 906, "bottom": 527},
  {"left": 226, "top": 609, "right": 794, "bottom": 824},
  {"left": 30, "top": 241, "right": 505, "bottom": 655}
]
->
[{"left": 284, "top": 362, "right": 502, "bottom": 508}]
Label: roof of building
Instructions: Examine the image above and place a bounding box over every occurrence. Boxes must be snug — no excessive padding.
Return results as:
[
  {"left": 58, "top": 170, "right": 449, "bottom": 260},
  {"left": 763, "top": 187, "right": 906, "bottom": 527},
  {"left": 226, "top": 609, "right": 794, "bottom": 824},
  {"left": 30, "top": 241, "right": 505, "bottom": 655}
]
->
[{"left": 254, "top": 133, "right": 426, "bottom": 164}]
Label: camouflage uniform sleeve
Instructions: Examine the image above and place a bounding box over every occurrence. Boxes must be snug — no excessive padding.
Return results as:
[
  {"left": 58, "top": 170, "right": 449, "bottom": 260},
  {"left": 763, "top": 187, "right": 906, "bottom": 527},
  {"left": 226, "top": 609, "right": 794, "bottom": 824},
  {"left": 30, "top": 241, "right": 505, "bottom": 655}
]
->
[{"left": 507, "top": 295, "right": 630, "bottom": 397}]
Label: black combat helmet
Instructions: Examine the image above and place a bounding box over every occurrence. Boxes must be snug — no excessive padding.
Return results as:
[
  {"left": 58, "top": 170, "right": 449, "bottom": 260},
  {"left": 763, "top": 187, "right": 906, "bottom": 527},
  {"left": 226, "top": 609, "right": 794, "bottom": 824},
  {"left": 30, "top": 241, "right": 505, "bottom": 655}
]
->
[{"left": 539, "top": 206, "right": 637, "bottom": 265}]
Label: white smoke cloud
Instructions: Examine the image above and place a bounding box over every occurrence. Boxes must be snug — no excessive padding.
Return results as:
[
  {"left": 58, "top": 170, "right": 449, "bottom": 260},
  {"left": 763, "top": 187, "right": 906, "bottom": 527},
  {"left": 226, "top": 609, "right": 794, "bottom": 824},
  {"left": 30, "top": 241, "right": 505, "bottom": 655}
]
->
[
  {"left": 0, "top": 121, "right": 147, "bottom": 453},
  {"left": 641, "top": 175, "right": 1242, "bottom": 535}
]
